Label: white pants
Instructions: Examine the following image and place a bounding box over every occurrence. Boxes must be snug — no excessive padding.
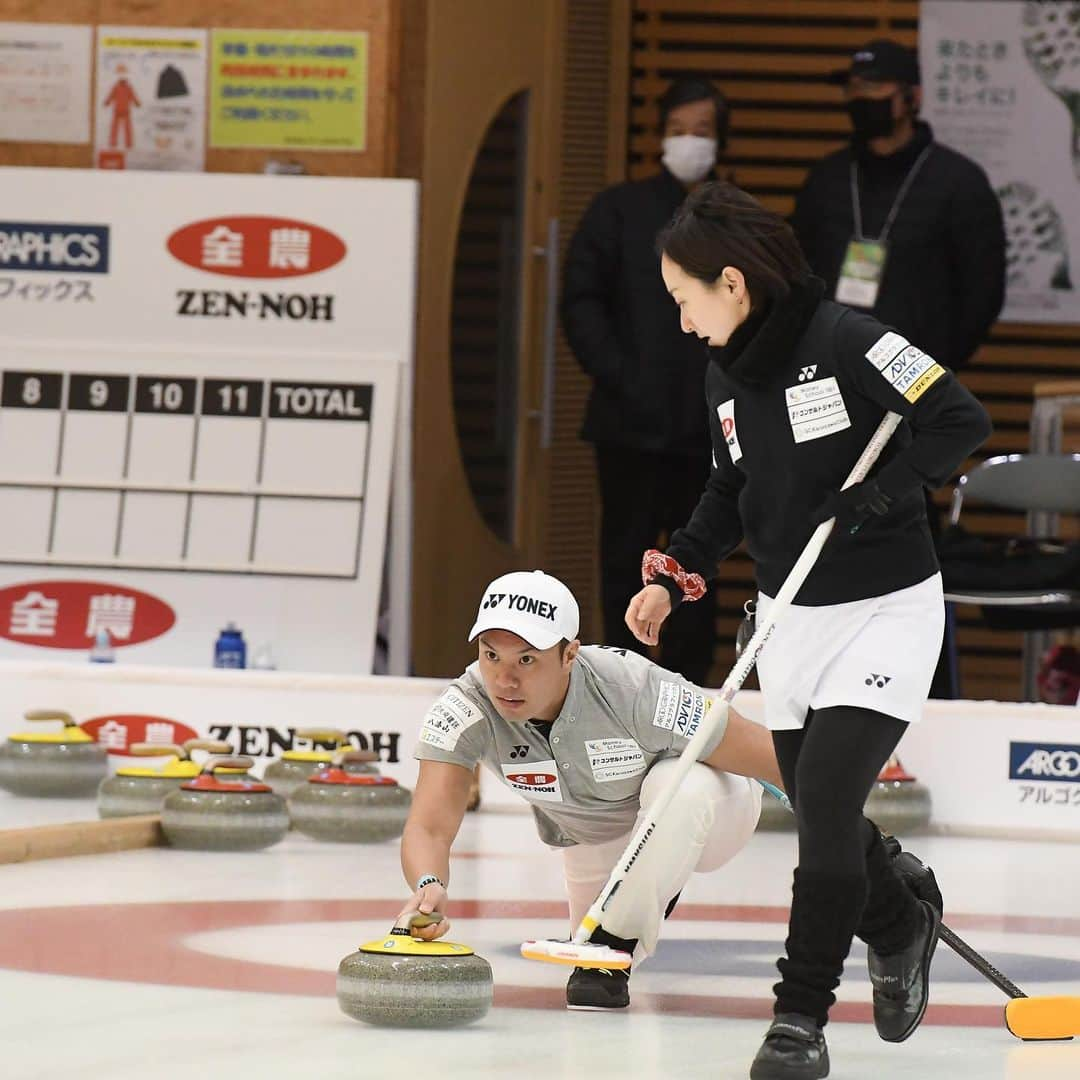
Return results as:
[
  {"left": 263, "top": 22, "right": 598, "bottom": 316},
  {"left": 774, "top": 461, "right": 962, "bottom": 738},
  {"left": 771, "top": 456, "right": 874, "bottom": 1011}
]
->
[{"left": 561, "top": 759, "right": 762, "bottom": 960}]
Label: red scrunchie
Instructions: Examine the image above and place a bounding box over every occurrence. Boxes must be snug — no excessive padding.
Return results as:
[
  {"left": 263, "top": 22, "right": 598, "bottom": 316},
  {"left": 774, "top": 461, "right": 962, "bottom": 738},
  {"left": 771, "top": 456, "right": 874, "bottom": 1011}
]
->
[{"left": 641, "top": 549, "right": 706, "bottom": 602}]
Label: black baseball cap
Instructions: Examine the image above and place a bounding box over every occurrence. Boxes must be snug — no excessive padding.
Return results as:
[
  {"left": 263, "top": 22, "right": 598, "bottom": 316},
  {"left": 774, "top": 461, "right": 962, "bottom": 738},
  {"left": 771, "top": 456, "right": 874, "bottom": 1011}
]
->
[{"left": 827, "top": 39, "right": 920, "bottom": 86}]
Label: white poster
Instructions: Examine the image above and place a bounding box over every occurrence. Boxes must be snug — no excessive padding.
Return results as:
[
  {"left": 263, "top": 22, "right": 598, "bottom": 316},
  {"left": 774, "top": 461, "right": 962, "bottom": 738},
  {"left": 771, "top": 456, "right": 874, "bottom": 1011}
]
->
[
  {"left": 921, "top": 1, "right": 1080, "bottom": 323},
  {"left": 0, "top": 167, "right": 418, "bottom": 674},
  {"left": 0, "top": 22, "right": 92, "bottom": 144},
  {"left": 95, "top": 26, "right": 207, "bottom": 172}
]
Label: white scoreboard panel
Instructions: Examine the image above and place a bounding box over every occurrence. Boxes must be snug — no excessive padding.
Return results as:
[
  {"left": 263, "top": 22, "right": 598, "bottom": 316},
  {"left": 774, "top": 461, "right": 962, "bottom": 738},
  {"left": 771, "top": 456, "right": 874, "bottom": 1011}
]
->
[{"left": 0, "top": 168, "right": 416, "bottom": 672}]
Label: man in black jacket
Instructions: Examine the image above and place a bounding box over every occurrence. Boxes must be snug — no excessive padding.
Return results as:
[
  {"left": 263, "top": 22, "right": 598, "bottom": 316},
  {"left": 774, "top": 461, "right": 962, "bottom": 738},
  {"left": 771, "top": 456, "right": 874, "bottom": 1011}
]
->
[
  {"left": 793, "top": 39, "right": 1006, "bottom": 374},
  {"left": 793, "top": 39, "right": 1005, "bottom": 698},
  {"left": 562, "top": 76, "right": 729, "bottom": 685}
]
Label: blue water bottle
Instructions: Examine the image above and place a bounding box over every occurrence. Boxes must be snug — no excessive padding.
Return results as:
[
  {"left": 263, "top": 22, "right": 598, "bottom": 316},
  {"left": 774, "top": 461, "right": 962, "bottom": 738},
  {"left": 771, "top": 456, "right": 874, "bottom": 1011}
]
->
[{"left": 214, "top": 622, "right": 247, "bottom": 669}]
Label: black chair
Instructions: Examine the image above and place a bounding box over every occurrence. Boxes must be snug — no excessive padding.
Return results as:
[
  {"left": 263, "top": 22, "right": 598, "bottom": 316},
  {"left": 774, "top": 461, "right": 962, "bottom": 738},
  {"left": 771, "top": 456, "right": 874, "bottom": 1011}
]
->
[{"left": 943, "top": 453, "right": 1080, "bottom": 701}]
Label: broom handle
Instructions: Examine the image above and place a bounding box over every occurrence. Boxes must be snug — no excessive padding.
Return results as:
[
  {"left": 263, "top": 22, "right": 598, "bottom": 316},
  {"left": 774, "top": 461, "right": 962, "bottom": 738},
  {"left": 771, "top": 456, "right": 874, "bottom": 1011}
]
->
[
  {"left": 938, "top": 922, "right": 1027, "bottom": 1000},
  {"left": 573, "top": 411, "right": 903, "bottom": 944}
]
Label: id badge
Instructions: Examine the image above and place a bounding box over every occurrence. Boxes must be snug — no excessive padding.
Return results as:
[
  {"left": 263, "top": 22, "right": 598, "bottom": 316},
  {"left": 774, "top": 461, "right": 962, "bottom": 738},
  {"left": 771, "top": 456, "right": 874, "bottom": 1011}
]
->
[{"left": 835, "top": 238, "right": 887, "bottom": 309}]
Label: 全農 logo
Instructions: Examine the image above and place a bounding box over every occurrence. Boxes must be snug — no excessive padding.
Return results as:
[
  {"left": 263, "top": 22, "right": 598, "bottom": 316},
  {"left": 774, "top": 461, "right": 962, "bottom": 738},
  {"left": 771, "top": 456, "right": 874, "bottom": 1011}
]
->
[
  {"left": 1009, "top": 741, "right": 1080, "bottom": 782},
  {"left": 167, "top": 216, "right": 346, "bottom": 278},
  {"left": 0, "top": 222, "right": 110, "bottom": 273}
]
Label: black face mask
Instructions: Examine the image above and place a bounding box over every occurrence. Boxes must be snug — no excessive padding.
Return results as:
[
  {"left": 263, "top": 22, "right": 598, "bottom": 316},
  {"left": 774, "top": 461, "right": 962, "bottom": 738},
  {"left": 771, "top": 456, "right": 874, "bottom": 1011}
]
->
[{"left": 847, "top": 96, "right": 896, "bottom": 140}]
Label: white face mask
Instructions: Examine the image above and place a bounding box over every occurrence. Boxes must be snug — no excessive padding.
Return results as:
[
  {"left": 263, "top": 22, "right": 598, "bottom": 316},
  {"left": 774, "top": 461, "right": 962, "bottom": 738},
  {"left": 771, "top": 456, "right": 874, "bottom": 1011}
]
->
[{"left": 662, "top": 134, "right": 718, "bottom": 185}]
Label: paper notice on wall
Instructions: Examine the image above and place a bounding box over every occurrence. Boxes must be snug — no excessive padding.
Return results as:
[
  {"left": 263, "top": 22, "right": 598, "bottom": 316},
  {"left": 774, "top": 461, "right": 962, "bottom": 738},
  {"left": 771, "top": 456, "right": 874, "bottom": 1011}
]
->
[
  {"left": 95, "top": 26, "right": 207, "bottom": 172},
  {"left": 209, "top": 29, "right": 369, "bottom": 151},
  {"left": 0, "top": 23, "right": 92, "bottom": 144},
  {"left": 921, "top": 1, "right": 1080, "bottom": 323}
]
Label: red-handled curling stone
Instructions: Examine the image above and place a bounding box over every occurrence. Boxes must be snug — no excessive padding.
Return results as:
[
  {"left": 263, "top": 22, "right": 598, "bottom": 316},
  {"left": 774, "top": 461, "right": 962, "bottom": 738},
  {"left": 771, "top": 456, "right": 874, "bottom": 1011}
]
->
[
  {"left": 289, "top": 750, "right": 412, "bottom": 843},
  {"left": 161, "top": 756, "right": 289, "bottom": 850}
]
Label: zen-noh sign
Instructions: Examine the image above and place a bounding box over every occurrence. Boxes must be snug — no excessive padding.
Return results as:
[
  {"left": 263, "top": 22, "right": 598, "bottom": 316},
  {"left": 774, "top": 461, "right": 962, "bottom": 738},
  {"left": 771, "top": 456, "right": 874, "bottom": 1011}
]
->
[{"left": 0, "top": 167, "right": 417, "bottom": 673}]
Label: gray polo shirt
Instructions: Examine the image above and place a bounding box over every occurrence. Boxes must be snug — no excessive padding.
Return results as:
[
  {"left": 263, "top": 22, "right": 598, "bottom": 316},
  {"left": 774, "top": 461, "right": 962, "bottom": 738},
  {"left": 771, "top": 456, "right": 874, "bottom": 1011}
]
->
[{"left": 413, "top": 645, "right": 727, "bottom": 847}]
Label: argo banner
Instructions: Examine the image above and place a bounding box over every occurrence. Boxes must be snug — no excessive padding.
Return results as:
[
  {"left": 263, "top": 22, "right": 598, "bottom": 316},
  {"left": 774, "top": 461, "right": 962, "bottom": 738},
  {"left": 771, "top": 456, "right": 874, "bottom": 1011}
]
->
[{"left": 0, "top": 167, "right": 417, "bottom": 674}]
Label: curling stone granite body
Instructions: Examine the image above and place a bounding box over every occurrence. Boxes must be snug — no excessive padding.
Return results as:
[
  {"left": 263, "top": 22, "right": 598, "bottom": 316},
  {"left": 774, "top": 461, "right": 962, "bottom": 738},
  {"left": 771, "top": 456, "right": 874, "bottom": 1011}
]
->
[
  {"left": 0, "top": 723, "right": 107, "bottom": 798},
  {"left": 161, "top": 767, "right": 289, "bottom": 850},
  {"left": 864, "top": 778, "right": 932, "bottom": 835},
  {"left": 288, "top": 772, "right": 411, "bottom": 842},
  {"left": 98, "top": 771, "right": 191, "bottom": 817},
  {"left": 755, "top": 791, "right": 795, "bottom": 832},
  {"left": 265, "top": 752, "right": 378, "bottom": 798},
  {"left": 337, "top": 936, "right": 492, "bottom": 1028}
]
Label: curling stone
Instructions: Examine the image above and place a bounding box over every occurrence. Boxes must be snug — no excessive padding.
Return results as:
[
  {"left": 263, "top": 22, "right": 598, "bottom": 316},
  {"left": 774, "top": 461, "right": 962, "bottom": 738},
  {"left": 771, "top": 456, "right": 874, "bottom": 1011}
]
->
[
  {"left": 337, "top": 911, "right": 492, "bottom": 1028},
  {"left": 161, "top": 756, "right": 289, "bottom": 851},
  {"left": 289, "top": 751, "right": 411, "bottom": 843},
  {"left": 97, "top": 739, "right": 231, "bottom": 818},
  {"left": 864, "top": 756, "right": 932, "bottom": 836},
  {"left": 755, "top": 785, "right": 795, "bottom": 831},
  {"left": 264, "top": 729, "right": 378, "bottom": 797},
  {"left": 0, "top": 710, "right": 108, "bottom": 797}
]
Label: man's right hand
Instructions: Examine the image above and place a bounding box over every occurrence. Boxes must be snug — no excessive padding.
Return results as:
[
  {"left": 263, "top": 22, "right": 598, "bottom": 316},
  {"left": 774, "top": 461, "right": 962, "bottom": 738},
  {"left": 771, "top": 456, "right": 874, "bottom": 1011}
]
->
[
  {"left": 397, "top": 882, "right": 450, "bottom": 940},
  {"left": 625, "top": 584, "right": 672, "bottom": 646}
]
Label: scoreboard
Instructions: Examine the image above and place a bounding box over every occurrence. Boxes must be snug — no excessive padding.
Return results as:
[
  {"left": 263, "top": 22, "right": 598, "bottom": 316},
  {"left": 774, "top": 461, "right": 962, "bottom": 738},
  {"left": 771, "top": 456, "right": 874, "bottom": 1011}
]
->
[{"left": 0, "top": 168, "right": 416, "bottom": 673}]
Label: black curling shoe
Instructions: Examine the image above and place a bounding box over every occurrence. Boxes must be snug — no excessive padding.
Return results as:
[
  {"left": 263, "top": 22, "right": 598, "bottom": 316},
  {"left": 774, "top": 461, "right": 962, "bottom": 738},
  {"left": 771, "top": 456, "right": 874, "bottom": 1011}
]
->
[
  {"left": 565, "top": 965, "right": 630, "bottom": 1010},
  {"left": 749, "top": 1013, "right": 829, "bottom": 1079},
  {"left": 868, "top": 897, "right": 942, "bottom": 1042}
]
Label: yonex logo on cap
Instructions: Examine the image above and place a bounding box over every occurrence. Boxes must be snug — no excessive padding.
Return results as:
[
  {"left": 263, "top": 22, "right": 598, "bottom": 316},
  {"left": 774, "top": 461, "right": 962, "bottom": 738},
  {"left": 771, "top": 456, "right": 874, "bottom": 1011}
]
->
[{"left": 481, "top": 592, "right": 558, "bottom": 621}]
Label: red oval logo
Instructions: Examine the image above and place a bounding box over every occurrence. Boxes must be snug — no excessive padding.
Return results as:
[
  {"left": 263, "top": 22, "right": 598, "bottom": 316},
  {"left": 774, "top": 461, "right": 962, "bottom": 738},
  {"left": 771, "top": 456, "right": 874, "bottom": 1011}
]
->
[
  {"left": 167, "top": 216, "right": 346, "bottom": 278},
  {"left": 81, "top": 715, "right": 200, "bottom": 756},
  {"left": 0, "top": 581, "right": 175, "bottom": 649},
  {"left": 508, "top": 773, "right": 557, "bottom": 786}
]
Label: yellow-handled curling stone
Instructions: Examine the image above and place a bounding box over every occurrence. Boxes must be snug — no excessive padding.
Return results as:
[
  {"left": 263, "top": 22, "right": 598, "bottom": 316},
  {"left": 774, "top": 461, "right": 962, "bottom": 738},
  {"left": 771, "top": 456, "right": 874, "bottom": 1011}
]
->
[
  {"left": 337, "top": 911, "right": 492, "bottom": 1028},
  {"left": 288, "top": 750, "right": 411, "bottom": 843},
  {"left": 97, "top": 738, "right": 232, "bottom": 818},
  {"left": 264, "top": 729, "right": 378, "bottom": 797},
  {"left": 161, "top": 756, "right": 289, "bottom": 851},
  {"left": 0, "top": 710, "right": 108, "bottom": 797}
]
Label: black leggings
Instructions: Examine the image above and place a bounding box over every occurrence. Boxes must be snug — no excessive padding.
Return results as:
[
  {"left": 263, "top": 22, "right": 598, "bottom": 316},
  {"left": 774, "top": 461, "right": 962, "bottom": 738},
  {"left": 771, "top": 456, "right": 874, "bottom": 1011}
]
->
[{"left": 773, "top": 705, "right": 908, "bottom": 876}]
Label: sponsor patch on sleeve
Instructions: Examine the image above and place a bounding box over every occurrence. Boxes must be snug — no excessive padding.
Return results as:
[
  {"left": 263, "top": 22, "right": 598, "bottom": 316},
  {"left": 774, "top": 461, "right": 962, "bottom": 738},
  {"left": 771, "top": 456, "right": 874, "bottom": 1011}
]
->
[
  {"left": 653, "top": 681, "right": 708, "bottom": 740},
  {"left": 585, "top": 738, "right": 646, "bottom": 783},
  {"left": 866, "top": 336, "right": 946, "bottom": 404},
  {"left": 419, "top": 687, "right": 482, "bottom": 753},
  {"left": 903, "top": 362, "right": 946, "bottom": 402},
  {"left": 865, "top": 331, "right": 910, "bottom": 371}
]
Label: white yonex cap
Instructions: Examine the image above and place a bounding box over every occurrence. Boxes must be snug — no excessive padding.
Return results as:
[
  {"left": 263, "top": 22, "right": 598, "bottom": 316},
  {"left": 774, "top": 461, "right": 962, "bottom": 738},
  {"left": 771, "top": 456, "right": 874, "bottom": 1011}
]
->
[{"left": 468, "top": 570, "right": 580, "bottom": 650}]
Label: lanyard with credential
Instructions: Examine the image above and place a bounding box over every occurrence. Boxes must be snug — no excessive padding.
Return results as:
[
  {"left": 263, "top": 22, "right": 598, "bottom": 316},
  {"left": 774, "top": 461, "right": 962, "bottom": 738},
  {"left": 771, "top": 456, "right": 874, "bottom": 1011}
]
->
[{"left": 850, "top": 144, "right": 934, "bottom": 243}]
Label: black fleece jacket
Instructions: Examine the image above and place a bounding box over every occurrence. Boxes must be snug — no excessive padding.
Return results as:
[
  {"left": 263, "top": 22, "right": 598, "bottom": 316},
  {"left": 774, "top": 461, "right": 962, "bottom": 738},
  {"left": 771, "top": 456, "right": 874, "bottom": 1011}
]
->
[
  {"left": 792, "top": 122, "right": 1005, "bottom": 372},
  {"left": 662, "top": 277, "right": 992, "bottom": 606}
]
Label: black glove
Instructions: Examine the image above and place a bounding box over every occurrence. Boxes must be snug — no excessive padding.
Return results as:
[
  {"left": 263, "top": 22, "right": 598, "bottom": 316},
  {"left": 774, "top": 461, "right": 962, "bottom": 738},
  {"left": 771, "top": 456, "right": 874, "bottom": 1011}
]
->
[
  {"left": 882, "top": 833, "right": 944, "bottom": 916},
  {"left": 813, "top": 479, "right": 893, "bottom": 536}
]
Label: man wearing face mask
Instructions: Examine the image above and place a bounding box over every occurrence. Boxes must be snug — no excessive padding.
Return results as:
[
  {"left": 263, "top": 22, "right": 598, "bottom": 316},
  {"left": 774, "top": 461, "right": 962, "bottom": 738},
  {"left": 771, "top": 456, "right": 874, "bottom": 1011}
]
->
[
  {"left": 562, "top": 76, "right": 730, "bottom": 686},
  {"left": 793, "top": 39, "right": 1005, "bottom": 378}
]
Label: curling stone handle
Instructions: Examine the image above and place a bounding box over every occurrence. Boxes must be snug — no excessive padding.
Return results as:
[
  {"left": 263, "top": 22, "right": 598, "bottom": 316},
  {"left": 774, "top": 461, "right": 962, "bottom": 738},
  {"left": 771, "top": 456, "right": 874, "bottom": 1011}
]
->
[
  {"left": 129, "top": 743, "right": 184, "bottom": 758},
  {"left": 295, "top": 728, "right": 348, "bottom": 746},
  {"left": 182, "top": 738, "right": 233, "bottom": 757},
  {"left": 205, "top": 755, "right": 255, "bottom": 774},
  {"left": 23, "top": 709, "right": 75, "bottom": 725},
  {"left": 336, "top": 749, "right": 380, "bottom": 765},
  {"left": 394, "top": 910, "right": 445, "bottom": 933}
]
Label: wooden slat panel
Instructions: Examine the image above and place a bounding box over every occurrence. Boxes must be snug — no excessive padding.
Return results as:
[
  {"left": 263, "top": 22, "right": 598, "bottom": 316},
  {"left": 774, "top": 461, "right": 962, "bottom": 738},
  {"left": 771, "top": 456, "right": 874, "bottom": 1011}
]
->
[{"left": 631, "top": 0, "right": 1079, "bottom": 699}]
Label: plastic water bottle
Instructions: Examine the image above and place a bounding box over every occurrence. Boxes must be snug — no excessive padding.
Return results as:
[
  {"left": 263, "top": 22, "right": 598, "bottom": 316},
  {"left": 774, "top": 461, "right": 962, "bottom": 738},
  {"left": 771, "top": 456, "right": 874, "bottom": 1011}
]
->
[
  {"left": 89, "top": 627, "right": 115, "bottom": 663},
  {"left": 214, "top": 623, "right": 247, "bottom": 669},
  {"left": 251, "top": 643, "right": 276, "bottom": 670}
]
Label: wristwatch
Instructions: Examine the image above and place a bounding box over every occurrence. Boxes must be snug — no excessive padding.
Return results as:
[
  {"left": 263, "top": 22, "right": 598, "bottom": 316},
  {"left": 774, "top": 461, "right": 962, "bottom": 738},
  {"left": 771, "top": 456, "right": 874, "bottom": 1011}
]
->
[{"left": 416, "top": 874, "right": 445, "bottom": 891}]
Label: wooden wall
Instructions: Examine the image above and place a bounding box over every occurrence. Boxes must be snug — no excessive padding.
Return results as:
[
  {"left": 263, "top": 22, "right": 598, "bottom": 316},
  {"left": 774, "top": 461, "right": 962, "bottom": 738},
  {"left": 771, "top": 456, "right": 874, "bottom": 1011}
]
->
[
  {"left": 0, "top": 0, "right": 400, "bottom": 177},
  {"left": 627, "top": 0, "right": 1080, "bottom": 700}
]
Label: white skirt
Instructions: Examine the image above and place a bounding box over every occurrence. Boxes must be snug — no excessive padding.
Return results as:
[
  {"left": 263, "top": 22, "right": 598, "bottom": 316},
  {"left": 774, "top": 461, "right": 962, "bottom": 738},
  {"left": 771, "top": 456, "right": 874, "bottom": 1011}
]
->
[{"left": 755, "top": 572, "right": 944, "bottom": 731}]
